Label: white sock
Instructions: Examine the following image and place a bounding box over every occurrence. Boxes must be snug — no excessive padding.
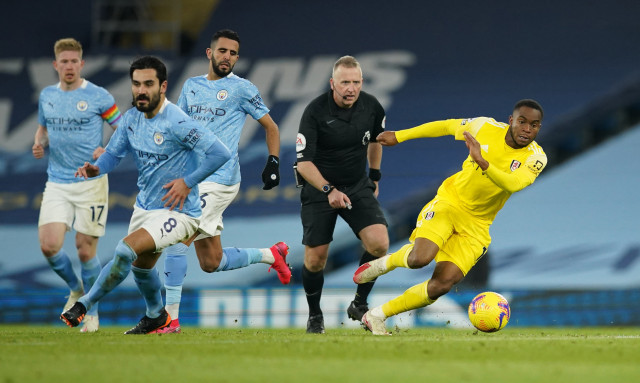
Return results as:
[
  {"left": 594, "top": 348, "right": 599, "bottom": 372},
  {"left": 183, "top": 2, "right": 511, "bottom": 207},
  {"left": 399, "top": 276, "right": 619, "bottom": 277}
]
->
[
  {"left": 259, "top": 248, "right": 274, "bottom": 264},
  {"left": 165, "top": 303, "right": 180, "bottom": 320}
]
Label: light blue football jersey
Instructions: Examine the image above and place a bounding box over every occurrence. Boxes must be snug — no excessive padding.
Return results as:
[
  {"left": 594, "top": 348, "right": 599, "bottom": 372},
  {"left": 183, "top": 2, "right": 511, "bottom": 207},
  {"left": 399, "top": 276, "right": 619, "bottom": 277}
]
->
[
  {"left": 38, "top": 79, "right": 121, "bottom": 183},
  {"left": 106, "top": 99, "right": 221, "bottom": 217},
  {"left": 177, "top": 73, "right": 269, "bottom": 185}
]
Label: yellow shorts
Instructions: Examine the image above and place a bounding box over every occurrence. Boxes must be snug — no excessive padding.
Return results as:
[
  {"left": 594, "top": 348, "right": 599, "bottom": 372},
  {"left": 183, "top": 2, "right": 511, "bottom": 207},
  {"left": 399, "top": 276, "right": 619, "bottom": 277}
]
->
[{"left": 409, "top": 198, "right": 491, "bottom": 275}]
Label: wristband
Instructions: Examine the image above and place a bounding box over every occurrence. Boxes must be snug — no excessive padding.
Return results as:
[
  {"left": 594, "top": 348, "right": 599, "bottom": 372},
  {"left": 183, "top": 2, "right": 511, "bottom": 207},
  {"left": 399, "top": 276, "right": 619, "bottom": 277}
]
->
[{"left": 368, "top": 168, "right": 382, "bottom": 182}]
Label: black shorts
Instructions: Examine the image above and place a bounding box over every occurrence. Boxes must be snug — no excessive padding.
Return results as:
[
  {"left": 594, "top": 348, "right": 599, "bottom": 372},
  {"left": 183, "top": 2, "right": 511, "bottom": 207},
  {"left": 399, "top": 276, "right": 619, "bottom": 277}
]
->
[{"left": 300, "top": 177, "right": 388, "bottom": 247}]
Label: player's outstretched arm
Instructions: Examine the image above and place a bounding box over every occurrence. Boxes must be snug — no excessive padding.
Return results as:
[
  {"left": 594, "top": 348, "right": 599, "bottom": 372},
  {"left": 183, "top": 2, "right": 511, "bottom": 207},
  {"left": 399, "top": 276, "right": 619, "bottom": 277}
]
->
[{"left": 376, "top": 131, "right": 399, "bottom": 146}]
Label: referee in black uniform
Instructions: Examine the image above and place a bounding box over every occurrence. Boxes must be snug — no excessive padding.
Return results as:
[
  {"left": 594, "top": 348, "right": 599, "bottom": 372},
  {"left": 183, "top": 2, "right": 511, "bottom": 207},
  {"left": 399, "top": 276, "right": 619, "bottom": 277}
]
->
[{"left": 296, "top": 55, "right": 389, "bottom": 333}]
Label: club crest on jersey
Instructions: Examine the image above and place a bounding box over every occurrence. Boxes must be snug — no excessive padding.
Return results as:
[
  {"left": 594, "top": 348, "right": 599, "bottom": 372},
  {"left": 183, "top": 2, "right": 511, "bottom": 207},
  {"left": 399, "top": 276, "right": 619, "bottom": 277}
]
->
[
  {"left": 510, "top": 160, "right": 521, "bottom": 171},
  {"left": 76, "top": 101, "right": 88, "bottom": 111},
  {"left": 424, "top": 211, "right": 435, "bottom": 220},
  {"left": 216, "top": 90, "right": 228, "bottom": 101},
  {"left": 153, "top": 132, "right": 164, "bottom": 145}
]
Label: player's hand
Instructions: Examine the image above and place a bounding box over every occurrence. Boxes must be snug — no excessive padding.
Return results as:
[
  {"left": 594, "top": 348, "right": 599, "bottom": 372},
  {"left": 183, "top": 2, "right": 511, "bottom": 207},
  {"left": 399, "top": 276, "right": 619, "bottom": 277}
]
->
[
  {"left": 261, "top": 155, "right": 280, "bottom": 190},
  {"left": 463, "top": 131, "right": 489, "bottom": 171},
  {"left": 93, "top": 146, "right": 106, "bottom": 160},
  {"left": 327, "top": 188, "right": 352, "bottom": 210},
  {"left": 32, "top": 143, "right": 44, "bottom": 159},
  {"left": 376, "top": 131, "right": 399, "bottom": 146},
  {"left": 75, "top": 162, "right": 100, "bottom": 179},
  {"left": 162, "top": 178, "right": 190, "bottom": 211},
  {"left": 373, "top": 181, "right": 379, "bottom": 198}
]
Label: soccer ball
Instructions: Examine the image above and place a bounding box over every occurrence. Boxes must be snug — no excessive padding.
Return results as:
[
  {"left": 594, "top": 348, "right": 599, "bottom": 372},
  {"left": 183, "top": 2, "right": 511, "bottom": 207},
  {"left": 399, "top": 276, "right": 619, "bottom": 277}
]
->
[{"left": 468, "top": 292, "right": 511, "bottom": 332}]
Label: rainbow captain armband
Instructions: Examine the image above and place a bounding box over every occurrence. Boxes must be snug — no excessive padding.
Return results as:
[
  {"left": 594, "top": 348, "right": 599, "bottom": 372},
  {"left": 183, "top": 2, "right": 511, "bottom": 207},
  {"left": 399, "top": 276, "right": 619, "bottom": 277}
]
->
[{"left": 101, "top": 104, "right": 122, "bottom": 126}]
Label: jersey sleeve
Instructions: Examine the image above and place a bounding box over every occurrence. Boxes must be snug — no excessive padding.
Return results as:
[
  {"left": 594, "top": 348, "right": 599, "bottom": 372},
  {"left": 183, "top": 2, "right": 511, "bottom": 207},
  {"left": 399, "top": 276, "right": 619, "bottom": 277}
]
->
[
  {"left": 395, "top": 119, "right": 460, "bottom": 142},
  {"left": 239, "top": 83, "right": 269, "bottom": 121},
  {"left": 296, "top": 104, "right": 318, "bottom": 162},
  {"left": 452, "top": 117, "right": 498, "bottom": 140},
  {"left": 484, "top": 152, "right": 547, "bottom": 193},
  {"left": 104, "top": 112, "right": 131, "bottom": 158},
  {"left": 371, "top": 99, "right": 386, "bottom": 141},
  {"left": 176, "top": 81, "right": 189, "bottom": 113},
  {"left": 37, "top": 92, "right": 46, "bottom": 127}
]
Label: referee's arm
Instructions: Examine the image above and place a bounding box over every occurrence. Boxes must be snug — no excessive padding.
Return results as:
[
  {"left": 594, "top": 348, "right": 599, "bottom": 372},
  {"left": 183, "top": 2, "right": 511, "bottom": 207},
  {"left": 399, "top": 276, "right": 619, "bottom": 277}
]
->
[{"left": 296, "top": 160, "right": 330, "bottom": 191}]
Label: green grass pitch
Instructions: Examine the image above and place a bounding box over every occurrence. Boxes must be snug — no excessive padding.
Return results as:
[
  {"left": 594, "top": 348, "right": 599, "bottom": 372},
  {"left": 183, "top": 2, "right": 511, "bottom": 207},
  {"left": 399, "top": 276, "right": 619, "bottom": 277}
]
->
[{"left": 1, "top": 325, "right": 639, "bottom": 383}]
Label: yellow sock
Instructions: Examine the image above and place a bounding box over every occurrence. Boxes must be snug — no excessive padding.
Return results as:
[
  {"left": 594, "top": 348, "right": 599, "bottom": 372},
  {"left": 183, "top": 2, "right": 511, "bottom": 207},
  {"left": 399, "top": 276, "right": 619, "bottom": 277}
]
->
[
  {"left": 385, "top": 243, "right": 413, "bottom": 269},
  {"left": 381, "top": 280, "right": 436, "bottom": 317}
]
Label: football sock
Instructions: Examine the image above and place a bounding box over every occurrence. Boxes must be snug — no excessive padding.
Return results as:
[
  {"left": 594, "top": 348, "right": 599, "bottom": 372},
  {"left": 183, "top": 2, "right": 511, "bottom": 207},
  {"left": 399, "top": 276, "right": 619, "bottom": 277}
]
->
[
  {"left": 302, "top": 265, "right": 324, "bottom": 316},
  {"left": 80, "top": 240, "right": 135, "bottom": 312},
  {"left": 386, "top": 243, "right": 413, "bottom": 269},
  {"left": 381, "top": 280, "right": 436, "bottom": 317},
  {"left": 81, "top": 256, "right": 102, "bottom": 316},
  {"left": 163, "top": 244, "right": 188, "bottom": 319},
  {"left": 354, "top": 251, "right": 377, "bottom": 306},
  {"left": 215, "top": 247, "right": 262, "bottom": 271},
  {"left": 132, "top": 266, "right": 164, "bottom": 319},
  {"left": 46, "top": 249, "right": 81, "bottom": 292},
  {"left": 259, "top": 248, "right": 275, "bottom": 264},
  {"left": 165, "top": 300, "right": 181, "bottom": 320}
]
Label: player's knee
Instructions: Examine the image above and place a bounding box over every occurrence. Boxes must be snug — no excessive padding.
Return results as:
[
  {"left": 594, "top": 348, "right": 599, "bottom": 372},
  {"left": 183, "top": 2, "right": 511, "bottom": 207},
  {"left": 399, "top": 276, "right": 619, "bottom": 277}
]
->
[
  {"left": 76, "top": 247, "right": 95, "bottom": 263},
  {"left": 199, "top": 257, "right": 221, "bottom": 273},
  {"left": 115, "top": 240, "right": 137, "bottom": 263},
  {"left": 197, "top": 249, "right": 222, "bottom": 273},
  {"left": 40, "top": 245, "right": 60, "bottom": 258},
  {"left": 367, "top": 243, "right": 388, "bottom": 258},
  {"left": 303, "top": 258, "right": 325, "bottom": 272},
  {"left": 40, "top": 241, "right": 62, "bottom": 258}
]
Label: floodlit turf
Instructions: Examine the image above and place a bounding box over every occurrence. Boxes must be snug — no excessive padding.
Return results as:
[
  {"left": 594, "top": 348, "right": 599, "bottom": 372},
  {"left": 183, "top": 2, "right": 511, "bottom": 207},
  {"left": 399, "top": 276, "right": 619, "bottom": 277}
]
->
[{"left": 1, "top": 325, "right": 639, "bottom": 383}]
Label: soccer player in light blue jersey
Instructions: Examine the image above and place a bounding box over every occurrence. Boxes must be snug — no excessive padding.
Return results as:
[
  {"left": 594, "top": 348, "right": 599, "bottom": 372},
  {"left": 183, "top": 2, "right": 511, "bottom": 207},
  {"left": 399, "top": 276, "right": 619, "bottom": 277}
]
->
[
  {"left": 60, "top": 56, "right": 232, "bottom": 334},
  {"left": 33, "top": 38, "right": 121, "bottom": 333},
  {"left": 157, "top": 29, "right": 291, "bottom": 333}
]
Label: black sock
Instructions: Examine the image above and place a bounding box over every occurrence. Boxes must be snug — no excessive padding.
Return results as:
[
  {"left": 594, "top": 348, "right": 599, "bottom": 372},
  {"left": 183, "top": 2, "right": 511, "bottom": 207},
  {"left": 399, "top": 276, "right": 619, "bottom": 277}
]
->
[
  {"left": 302, "top": 264, "right": 324, "bottom": 316},
  {"left": 354, "top": 251, "right": 377, "bottom": 306}
]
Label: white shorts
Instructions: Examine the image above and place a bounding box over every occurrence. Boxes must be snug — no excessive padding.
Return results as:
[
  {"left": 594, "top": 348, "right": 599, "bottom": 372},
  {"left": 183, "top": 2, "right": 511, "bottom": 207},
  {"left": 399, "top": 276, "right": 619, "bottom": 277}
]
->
[
  {"left": 194, "top": 181, "right": 240, "bottom": 241},
  {"left": 128, "top": 205, "right": 200, "bottom": 252},
  {"left": 38, "top": 176, "right": 109, "bottom": 237}
]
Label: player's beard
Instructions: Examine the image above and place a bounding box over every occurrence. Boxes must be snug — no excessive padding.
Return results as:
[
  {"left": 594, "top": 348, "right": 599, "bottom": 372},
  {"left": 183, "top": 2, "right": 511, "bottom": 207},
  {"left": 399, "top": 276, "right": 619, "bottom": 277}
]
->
[
  {"left": 132, "top": 91, "right": 161, "bottom": 113},
  {"left": 211, "top": 58, "right": 233, "bottom": 78}
]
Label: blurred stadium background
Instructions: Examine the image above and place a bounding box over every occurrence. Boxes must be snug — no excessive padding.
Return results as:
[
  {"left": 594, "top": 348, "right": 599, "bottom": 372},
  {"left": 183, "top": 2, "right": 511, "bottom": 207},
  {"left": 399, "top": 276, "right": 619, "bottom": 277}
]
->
[{"left": 1, "top": 0, "right": 639, "bottom": 328}]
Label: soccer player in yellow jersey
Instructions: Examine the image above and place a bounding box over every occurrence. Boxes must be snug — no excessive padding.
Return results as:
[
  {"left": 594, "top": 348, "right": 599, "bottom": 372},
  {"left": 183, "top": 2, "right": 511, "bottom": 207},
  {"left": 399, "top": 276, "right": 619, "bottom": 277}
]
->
[{"left": 353, "top": 99, "right": 547, "bottom": 335}]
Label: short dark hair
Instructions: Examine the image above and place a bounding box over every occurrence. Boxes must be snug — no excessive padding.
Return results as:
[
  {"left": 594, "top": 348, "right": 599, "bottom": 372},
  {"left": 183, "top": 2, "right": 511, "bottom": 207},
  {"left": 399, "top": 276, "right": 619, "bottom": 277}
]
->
[
  {"left": 129, "top": 56, "right": 167, "bottom": 85},
  {"left": 211, "top": 29, "right": 241, "bottom": 47},
  {"left": 514, "top": 99, "right": 544, "bottom": 120}
]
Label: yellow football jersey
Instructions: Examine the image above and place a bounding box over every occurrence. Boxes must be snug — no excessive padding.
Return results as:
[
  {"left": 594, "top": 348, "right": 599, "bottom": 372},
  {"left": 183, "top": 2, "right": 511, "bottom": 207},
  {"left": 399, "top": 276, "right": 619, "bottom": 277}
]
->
[{"left": 436, "top": 117, "right": 547, "bottom": 221}]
